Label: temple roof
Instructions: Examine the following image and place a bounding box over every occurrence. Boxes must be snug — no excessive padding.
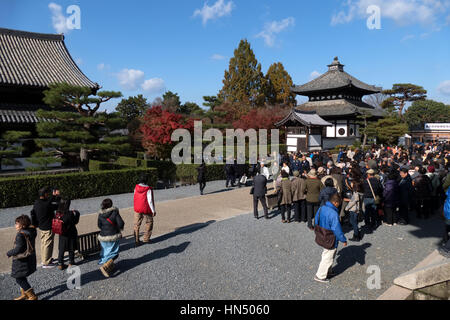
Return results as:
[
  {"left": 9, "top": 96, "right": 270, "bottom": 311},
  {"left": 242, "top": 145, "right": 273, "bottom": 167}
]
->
[
  {"left": 275, "top": 109, "right": 332, "bottom": 127},
  {"left": 0, "top": 28, "right": 99, "bottom": 89},
  {"left": 297, "top": 99, "right": 385, "bottom": 118},
  {"left": 0, "top": 104, "right": 57, "bottom": 124},
  {"left": 292, "top": 57, "right": 382, "bottom": 96}
]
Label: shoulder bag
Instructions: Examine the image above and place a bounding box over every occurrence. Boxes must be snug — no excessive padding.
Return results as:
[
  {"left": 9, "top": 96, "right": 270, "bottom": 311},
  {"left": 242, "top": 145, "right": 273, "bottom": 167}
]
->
[
  {"left": 367, "top": 178, "right": 381, "bottom": 205},
  {"left": 314, "top": 208, "right": 336, "bottom": 250},
  {"left": 11, "top": 232, "right": 34, "bottom": 260}
]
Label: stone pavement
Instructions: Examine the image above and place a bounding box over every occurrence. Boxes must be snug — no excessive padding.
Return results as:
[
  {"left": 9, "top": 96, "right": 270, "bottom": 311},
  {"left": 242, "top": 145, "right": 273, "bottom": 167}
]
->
[
  {"left": 0, "top": 181, "right": 446, "bottom": 300},
  {"left": 0, "top": 182, "right": 260, "bottom": 274}
]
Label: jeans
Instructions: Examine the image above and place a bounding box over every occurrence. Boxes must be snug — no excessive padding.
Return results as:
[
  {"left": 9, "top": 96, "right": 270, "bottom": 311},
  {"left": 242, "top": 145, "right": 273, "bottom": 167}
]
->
[
  {"left": 307, "top": 202, "right": 320, "bottom": 228},
  {"left": 349, "top": 211, "right": 360, "bottom": 237},
  {"left": 363, "top": 198, "right": 377, "bottom": 229},
  {"left": 16, "top": 277, "right": 31, "bottom": 291}
]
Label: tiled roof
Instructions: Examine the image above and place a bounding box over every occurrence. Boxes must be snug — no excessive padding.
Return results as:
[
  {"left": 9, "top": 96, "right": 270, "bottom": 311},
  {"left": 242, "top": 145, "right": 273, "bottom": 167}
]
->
[
  {"left": 0, "top": 28, "right": 99, "bottom": 89},
  {"left": 0, "top": 104, "right": 58, "bottom": 123},
  {"left": 292, "top": 57, "right": 382, "bottom": 95},
  {"left": 297, "top": 99, "right": 385, "bottom": 118},
  {"left": 275, "top": 109, "right": 332, "bottom": 127}
]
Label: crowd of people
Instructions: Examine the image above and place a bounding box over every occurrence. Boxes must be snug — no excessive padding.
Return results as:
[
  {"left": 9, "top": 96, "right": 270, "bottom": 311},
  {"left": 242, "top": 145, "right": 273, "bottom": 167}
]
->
[
  {"left": 250, "top": 142, "right": 450, "bottom": 282},
  {"left": 6, "top": 142, "right": 450, "bottom": 298},
  {"left": 6, "top": 174, "right": 156, "bottom": 300}
]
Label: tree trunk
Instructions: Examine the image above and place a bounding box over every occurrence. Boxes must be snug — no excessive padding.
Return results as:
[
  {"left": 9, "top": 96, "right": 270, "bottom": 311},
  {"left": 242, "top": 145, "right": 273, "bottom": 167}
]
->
[{"left": 80, "top": 147, "right": 89, "bottom": 172}]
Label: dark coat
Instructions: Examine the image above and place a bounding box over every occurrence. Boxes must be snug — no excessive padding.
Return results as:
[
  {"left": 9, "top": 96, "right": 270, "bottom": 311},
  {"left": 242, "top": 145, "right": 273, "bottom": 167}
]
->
[
  {"left": 30, "top": 196, "right": 60, "bottom": 231},
  {"left": 383, "top": 179, "right": 400, "bottom": 208},
  {"left": 253, "top": 174, "right": 267, "bottom": 198},
  {"left": 363, "top": 177, "right": 383, "bottom": 199},
  {"left": 98, "top": 207, "right": 125, "bottom": 240},
  {"left": 59, "top": 210, "right": 80, "bottom": 239},
  {"left": 7, "top": 228, "right": 37, "bottom": 279},
  {"left": 399, "top": 174, "right": 413, "bottom": 206},
  {"left": 413, "top": 174, "right": 432, "bottom": 199}
]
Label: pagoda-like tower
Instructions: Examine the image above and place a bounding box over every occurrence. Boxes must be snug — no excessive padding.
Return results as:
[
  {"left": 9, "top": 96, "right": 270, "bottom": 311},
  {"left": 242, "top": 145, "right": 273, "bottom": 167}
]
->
[{"left": 292, "top": 57, "right": 384, "bottom": 149}]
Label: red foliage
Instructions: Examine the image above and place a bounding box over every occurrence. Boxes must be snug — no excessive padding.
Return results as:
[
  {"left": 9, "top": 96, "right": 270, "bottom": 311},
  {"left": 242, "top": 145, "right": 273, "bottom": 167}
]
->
[
  {"left": 232, "top": 106, "right": 289, "bottom": 131},
  {"left": 140, "top": 106, "right": 194, "bottom": 157}
]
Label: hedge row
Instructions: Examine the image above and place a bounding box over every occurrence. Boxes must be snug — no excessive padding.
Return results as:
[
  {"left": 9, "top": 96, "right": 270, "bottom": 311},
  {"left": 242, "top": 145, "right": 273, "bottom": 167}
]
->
[
  {"left": 88, "top": 160, "right": 127, "bottom": 171},
  {"left": 0, "top": 168, "right": 157, "bottom": 209},
  {"left": 176, "top": 164, "right": 226, "bottom": 184}
]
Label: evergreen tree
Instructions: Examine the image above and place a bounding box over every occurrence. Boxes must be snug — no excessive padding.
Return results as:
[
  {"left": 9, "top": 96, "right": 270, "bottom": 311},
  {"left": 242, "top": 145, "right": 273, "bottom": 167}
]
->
[
  {"left": 265, "top": 62, "right": 296, "bottom": 106},
  {"left": 219, "top": 39, "right": 266, "bottom": 106},
  {"left": 37, "top": 83, "right": 129, "bottom": 171},
  {"left": 382, "top": 84, "right": 427, "bottom": 119},
  {"left": 116, "top": 94, "right": 149, "bottom": 122},
  {"left": 0, "top": 131, "right": 31, "bottom": 170},
  {"left": 162, "top": 91, "right": 181, "bottom": 113},
  {"left": 404, "top": 99, "right": 450, "bottom": 129}
]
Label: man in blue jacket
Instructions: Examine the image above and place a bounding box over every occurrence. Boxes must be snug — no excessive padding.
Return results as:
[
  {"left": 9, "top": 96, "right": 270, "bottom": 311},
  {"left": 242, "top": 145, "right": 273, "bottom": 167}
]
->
[{"left": 314, "top": 193, "right": 347, "bottom": 283}]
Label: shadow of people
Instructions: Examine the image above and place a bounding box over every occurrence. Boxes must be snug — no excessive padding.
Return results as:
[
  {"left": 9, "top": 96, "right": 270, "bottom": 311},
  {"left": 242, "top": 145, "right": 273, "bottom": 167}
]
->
[
  {"left": 79, "top": 241, "right": 191, "bottom": 288},
  {"left": 114, "top": 241, "right": 190, "bottom": 276},
  {"left": 333, "top": 243, "right": 372, "bottom": 276},
  {"left": 37, "top": 283, "right": 67, "bottom": 300}
]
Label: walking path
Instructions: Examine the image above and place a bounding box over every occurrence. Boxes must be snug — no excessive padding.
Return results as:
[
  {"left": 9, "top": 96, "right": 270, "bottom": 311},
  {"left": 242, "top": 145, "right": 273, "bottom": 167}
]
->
[{"left": 0, "top": 180, "right": 445, "bottom": 299}]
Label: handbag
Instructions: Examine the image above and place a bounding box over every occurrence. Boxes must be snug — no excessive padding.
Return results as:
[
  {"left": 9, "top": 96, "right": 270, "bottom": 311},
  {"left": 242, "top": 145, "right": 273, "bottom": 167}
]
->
[
  {"left": 11, "top": 232, "right": 34, "bottom": 260},
  {"left": 314, "top": 208, "right": 336, "bottom": 250},
  {"left": 367, "top": 178, "right": 381, "bottom": 205},
  {"left": 240, "top": 175, "right": 248, "bottom": 185}
]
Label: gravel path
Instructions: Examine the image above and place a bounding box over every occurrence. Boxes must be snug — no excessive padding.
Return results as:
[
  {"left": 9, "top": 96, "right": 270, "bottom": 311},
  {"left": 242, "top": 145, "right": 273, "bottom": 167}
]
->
[
  {"left": 0, "top": 209, "right": 444, "bottom": 300},
  {"left": 0, "top": 180, "right": 229, "bottom": 229}
]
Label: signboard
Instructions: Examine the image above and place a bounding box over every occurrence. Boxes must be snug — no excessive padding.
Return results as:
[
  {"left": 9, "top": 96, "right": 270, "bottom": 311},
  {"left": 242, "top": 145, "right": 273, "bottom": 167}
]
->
[{"left": 424, "top": 123, "right": 450, "bottom": 131}]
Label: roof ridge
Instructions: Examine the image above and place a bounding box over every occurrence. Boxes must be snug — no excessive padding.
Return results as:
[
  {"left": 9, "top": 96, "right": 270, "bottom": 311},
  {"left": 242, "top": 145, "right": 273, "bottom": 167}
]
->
[{"left": 0, "top": 27, "right": 64, "bottom": 41}]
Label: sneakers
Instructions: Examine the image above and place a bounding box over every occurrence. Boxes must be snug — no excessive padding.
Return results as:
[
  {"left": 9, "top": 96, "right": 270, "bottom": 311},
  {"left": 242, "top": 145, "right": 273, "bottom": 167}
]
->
[{"left": 314, "top": 276, "right": 330, "bottom": 283}]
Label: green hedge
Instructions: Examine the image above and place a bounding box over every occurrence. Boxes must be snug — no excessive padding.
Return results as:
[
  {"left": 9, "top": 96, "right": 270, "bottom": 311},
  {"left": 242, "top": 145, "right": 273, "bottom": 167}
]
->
[
  {"left": 116, "top": 156, "right": 142, "bottom": 167},
  {"left": 176, "top": 164, "right": 226, "bottom": 184},
  {"left": 0, "top": 168, "right": 157, "bottom": 209},
  {"left": 89, "top": 160, "right": 127, "bottom": 171}
]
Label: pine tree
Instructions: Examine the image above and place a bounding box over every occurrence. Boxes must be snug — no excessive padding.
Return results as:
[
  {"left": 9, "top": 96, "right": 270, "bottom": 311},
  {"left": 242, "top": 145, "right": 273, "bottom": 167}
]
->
[
  {"left": 382, "top": 84, "right": 427, "bottom": 119},
  {"left": 219, "top": 39, "right": 266, "bottom": 106},
  {"left": 265, "top": 62, "right": 296, "bottom": 106},
  {"left": 0, "top": 131, "right": 31, "bottom": 170},
  {"left": 37, "top": 83, "right": 130, "bottom": 171}
]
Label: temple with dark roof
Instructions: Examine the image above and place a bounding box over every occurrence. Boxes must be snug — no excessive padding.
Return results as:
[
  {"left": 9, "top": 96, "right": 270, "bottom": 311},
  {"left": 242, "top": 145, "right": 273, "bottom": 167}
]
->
[
  {"left": 291, "top": 57, "right": 384, "bottom": 150},
  {"left": 0, "top": 28, "right": 99, "bottom": 130},
  {"left": 0, "top": 28, "right": 99, "bottom": 169}
]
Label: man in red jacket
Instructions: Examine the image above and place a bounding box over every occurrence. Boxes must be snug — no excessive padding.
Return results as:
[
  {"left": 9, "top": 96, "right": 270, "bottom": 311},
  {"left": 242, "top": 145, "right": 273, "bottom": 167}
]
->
[{"left": 133, "top": 175, "right": 156, "bottom": 247}]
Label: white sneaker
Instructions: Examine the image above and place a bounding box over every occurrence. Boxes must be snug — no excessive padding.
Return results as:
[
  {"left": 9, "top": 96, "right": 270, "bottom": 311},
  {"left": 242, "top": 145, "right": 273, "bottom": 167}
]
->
[{"left": 314, "top": 276, "right": 330, "bottom": 283}]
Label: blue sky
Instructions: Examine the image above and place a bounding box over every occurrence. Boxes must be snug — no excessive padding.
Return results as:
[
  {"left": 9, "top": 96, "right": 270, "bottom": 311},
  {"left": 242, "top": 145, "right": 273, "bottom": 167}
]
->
[{"left": 1, "top": 0, "right": 450, "bottom": 112}]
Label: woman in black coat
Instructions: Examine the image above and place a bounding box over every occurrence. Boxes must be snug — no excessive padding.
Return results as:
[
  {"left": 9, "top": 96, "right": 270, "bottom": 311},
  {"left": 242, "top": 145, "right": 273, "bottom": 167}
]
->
[
  {"left": 197, "top": 162, "right": 207, "bottom": 195},
  {"left": 56, "top": 199, "right": 80, "bottom": 270},
  {"left": 6, "top": 215, "right": 38, "bottom": 300}
]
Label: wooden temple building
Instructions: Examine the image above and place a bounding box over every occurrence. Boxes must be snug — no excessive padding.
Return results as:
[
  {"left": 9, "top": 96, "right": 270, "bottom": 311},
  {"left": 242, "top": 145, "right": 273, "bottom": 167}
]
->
[
  {"left": 0, "top": 28, "right": 98, "bottom": 168},
  {"left": 278, "top": 57, "right": 384, "bottom": 152}
]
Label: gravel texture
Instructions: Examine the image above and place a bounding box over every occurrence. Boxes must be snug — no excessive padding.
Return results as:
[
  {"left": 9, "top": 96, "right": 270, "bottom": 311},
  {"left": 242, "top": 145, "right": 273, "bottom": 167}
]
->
[
  {"left": 0, "top": 180, "right": 229, "bottom": 229},
  {"left": 0, "top": 209, "right": 444, "bottom": 300}
]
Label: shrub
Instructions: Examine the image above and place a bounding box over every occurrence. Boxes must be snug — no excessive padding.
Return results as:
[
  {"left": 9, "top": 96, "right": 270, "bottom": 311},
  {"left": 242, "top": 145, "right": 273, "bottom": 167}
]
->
[
  {"left": 0, "top": 168, "right": 157, "bottom": 208},
  {"left": 116, "top": 156, "right": 142, "bottom": 167},
  {"left": 176, "top": 164, "right": 226, "bottom": 184},
  {"left": 89, "top": 160, "right": 127, "bottom": 171}
]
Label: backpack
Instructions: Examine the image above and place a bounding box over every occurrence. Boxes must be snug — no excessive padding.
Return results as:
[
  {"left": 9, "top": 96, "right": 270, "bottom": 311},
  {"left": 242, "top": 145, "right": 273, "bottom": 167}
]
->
[{"left": 52, "top": 212, "right": 65, "bottom": 235}]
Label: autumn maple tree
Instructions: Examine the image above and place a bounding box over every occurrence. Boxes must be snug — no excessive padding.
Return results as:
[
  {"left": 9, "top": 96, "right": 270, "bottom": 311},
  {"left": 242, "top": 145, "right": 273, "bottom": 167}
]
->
[{"left": 140, "top": 106, "right": 194, "bottom": 159}]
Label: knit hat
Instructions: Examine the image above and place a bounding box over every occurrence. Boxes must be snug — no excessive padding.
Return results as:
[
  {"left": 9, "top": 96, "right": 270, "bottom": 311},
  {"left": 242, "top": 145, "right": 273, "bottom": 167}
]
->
[
  {"left": 428, "top": 165, "right": 435, "bottom": 173},
  {"left": 317, "top": 167, "right": 325, "bottom": 174},
  {"left": 367, "top": 169, "right": 376, "bottom": 175},
  {"left": 293, "top": 170, "right": 300, "bottom": 177}
]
